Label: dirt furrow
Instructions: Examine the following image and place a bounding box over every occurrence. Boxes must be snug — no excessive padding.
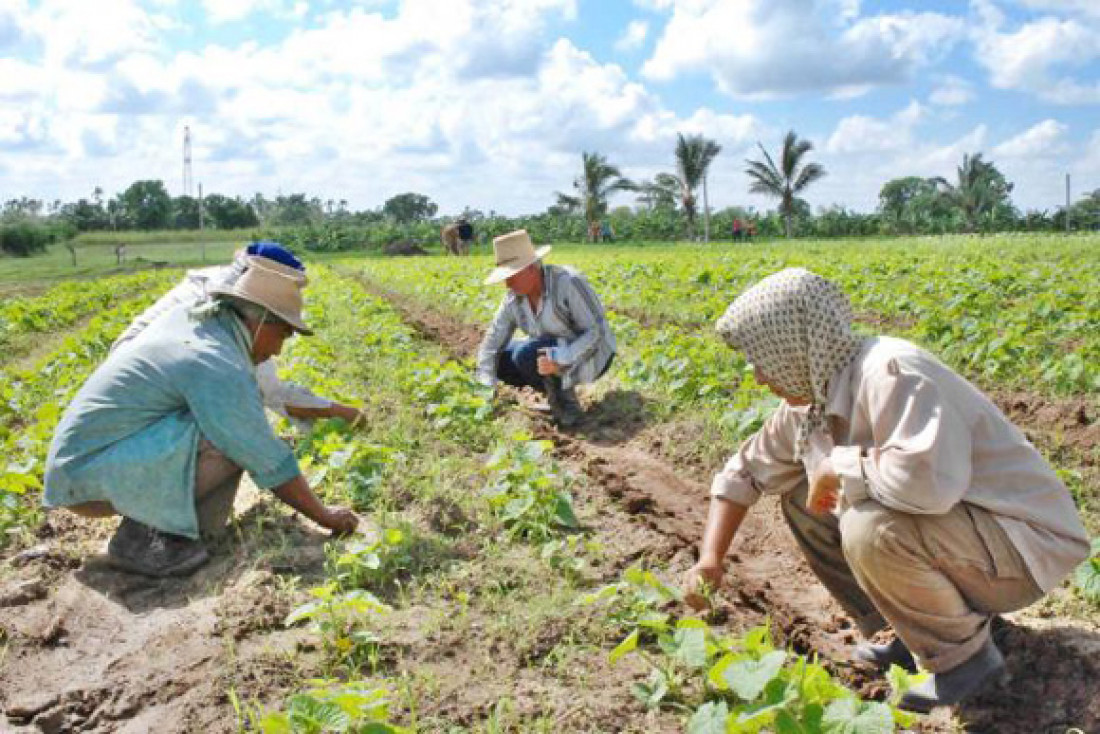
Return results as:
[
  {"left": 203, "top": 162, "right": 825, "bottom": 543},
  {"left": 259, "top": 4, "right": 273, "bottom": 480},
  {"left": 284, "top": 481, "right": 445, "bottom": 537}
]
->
[
  {"left": 352, "top": 270, "right": 1100, "bottom": 734},
  {"left": 346, "top": 273, "right": 870, "bottom": 670}
]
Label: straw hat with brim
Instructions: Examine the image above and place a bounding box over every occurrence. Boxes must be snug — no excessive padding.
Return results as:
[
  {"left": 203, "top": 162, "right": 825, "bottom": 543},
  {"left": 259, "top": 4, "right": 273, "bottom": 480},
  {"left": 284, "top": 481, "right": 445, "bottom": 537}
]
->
[
  {"left": 484, "top": 229, "right": 551, "bottom": 285},
  {"left": 245, "top": 254, "right": 308, "bottom": 285},
  {"left": 209, "top": 261, "right": 313, "bottom": 335}
]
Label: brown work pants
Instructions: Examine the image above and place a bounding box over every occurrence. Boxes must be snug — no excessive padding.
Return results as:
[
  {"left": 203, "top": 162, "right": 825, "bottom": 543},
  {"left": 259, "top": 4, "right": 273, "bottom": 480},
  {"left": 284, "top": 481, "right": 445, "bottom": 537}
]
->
[
  {"left": 68, "top": 437, "right": 243, "bottom": 539},
  {"left": 781, "top": 483, "right": 1043, "bottom": 672}
]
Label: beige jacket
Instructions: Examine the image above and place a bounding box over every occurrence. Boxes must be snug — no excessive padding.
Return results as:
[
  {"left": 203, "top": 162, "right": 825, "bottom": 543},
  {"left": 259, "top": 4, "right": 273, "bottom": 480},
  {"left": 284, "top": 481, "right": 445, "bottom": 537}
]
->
[{"left": 712, "top": 336, "right": 1090, "bottom": 593}]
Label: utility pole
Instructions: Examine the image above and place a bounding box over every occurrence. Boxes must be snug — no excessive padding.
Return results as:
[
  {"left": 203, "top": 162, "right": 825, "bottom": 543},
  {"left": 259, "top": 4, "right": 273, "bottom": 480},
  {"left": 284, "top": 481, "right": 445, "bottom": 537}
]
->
[
  {"left": 183, "top": 126, "right": 193, "bottom": 198},
  {"left": 1065, "top": 173, "right": 1071, "bottom": 233},
  {"left": 702, "top": 174, "right": 711, "bottom": 243},
  {"left": 198, "top": 182, "right": 206, "bottom": 262}
]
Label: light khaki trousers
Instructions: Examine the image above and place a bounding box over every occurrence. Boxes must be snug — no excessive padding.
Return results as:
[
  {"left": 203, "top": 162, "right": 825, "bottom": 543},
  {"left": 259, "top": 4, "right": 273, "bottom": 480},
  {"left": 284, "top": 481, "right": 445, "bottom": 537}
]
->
[
  {"left": 69, "top": 437, "right": 243, "bottom": 539},
  {"left": 781, "top": 483, "right": 1043, "bottom": 673}
]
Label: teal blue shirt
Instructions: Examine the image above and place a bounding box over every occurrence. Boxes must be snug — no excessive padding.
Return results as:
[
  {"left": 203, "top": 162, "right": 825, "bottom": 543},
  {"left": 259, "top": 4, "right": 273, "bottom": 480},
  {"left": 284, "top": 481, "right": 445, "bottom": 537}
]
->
[{"left": 44, "top": 304, "right": 301, "bottom": 539}]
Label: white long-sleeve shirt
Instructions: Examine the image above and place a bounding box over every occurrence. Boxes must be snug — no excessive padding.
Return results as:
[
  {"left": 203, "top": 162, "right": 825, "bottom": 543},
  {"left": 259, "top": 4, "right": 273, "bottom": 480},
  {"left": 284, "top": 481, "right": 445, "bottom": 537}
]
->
[
  {"left": 112, "top": 265, "right": 330, "bottom": 418},
  {"left": 712, "top": 336, "right": 1090, "bottom": 594}
]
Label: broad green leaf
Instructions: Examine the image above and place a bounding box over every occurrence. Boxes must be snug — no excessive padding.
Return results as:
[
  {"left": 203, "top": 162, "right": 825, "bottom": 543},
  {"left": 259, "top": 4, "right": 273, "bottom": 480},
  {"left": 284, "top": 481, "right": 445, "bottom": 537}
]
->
[
  {"left": 610, "top": 629, "right": 639, "bottom": 664},
  {"left": 672, "top": 619, "right": 709, "bottom": 669},
  {"left": 724, "top": 650, "right": 788, "bottom": 701},
  {"left": 885, "top": 665, "right": 928, "bottom": 706},
  {"left": 686, "top": 701, "right": 729, "bottom": 734},
  {"left": 1075, "top": 548, "right": 1100, "bottom": 602},
  {"left": 821, "top": 698, "right": 894, "bottom": 734},
  {"left": 257, "top": 713, "right": 293, "bottom": 734},
  {"left": 553, "top": 493, "right": 579, "bottom": 528},
  {"left": 284, "top": 600, "right": 322, "bottom": 627}
]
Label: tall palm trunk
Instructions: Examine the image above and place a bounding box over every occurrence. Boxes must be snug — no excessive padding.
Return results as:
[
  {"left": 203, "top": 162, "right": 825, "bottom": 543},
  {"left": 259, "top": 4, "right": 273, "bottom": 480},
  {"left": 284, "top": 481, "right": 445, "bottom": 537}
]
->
[{"left": 703, "top": 175, "right": 711, "bottom": 243}]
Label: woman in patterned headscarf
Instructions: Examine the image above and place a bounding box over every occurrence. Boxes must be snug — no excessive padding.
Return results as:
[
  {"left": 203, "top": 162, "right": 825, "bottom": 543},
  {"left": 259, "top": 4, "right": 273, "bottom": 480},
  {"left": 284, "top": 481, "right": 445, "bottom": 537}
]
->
[{"left": 683, "top": 268, "right": 1088, "bottom": 713}]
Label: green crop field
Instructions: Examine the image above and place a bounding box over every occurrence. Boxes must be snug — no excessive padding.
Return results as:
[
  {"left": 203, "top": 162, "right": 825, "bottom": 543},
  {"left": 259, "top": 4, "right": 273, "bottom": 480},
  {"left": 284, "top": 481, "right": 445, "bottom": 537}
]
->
[{"left": 1, "top": 233, "right": 1097, "bottom": 733}]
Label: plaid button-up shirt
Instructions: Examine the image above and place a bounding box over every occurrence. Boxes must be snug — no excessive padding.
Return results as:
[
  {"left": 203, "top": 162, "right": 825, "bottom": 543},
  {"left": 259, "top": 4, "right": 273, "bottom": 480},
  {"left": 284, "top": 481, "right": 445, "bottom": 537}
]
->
[{"left": 477, "top": 264, "right": 615, "bottom": 390}]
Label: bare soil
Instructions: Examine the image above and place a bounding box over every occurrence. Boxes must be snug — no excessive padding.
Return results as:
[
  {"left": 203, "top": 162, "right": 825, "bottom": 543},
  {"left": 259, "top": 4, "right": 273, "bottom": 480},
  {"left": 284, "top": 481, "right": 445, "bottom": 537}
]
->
[
  {"left": 2, "top": 274, "right": 1096, "bottom": 734},
  {"left": 358, "top": 272, "right": 1100, "bottom": 734},
  {"left": 0, "top": 489, "right": 326, "bottom": 733}
]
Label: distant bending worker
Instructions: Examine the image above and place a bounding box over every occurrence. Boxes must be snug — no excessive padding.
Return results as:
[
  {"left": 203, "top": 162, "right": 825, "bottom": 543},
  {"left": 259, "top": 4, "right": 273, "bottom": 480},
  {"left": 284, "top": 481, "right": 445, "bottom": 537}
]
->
[
  {"left": 476, "top": 229, "right": 615, "bottom": 427},
  {"left": 441, "top": 217, "right": 474, "bottom": 255},
  {"left": 683, "top": 267, "right": 1089, "bottom": 713},
  {"left": 45, "top": 256, "right": 359, "bottom": 578}
]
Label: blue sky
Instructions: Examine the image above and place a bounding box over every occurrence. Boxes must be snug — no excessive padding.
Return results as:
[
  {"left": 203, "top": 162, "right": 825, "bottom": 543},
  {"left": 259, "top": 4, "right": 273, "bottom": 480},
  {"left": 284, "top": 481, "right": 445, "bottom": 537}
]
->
[{"left": 1, "top": 0, "right": 1098, "bottom": 215}]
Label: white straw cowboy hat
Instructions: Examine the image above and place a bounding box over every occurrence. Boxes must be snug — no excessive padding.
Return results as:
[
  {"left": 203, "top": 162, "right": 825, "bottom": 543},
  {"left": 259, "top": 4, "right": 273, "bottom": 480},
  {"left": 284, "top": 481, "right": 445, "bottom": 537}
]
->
[
  {"left": 484, "top": 229, "right": 551, "bottom": 285},
  {"left": 209, "top": 260, "right": 313, "bottom": 335},
  {"left": 244, "top": 254, "right": 308, "bottom": 285}
]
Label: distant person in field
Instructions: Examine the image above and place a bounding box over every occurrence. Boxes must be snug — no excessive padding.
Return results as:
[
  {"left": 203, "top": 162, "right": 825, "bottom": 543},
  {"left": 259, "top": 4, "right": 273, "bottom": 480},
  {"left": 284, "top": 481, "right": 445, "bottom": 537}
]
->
[
  {"left": 682, "top": 268, "right": 1089, "bottom": 713},
  {"left": 113, "top": 242, "right": 363, "bottom": 429},
  {"left": 476, "top": 229, "right": 615, "bottom": 428},
  {"left": 731, "top": 218, "right": 743, "bottom": 242},
  {"left": 600, "top": 220, "right": 614, "bottom": 243},
  {"left": 45, "top": 256, "right": 360, "bottom": 578},
  {"left": 587, "top": 220, "right": 601, "bottom": 243},
  {"left": 441, "top": 217, "right": 474, "bottom": 255}
]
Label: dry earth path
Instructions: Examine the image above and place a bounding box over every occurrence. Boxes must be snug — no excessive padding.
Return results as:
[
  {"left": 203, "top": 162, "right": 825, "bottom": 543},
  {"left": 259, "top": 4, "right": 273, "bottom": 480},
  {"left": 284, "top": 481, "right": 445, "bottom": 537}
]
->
[{"left": 353, "top": 269, "right": 1100, "bottom": 734}]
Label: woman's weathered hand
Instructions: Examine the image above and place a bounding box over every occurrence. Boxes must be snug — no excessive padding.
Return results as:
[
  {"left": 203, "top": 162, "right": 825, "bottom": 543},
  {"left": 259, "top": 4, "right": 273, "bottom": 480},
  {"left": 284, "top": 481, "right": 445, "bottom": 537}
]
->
[
  {"left": 683, "top": 559, "right": 724, "bottom": 611},
  {"left": 808, "top": 457, "right": 840, "bottom": 514}
]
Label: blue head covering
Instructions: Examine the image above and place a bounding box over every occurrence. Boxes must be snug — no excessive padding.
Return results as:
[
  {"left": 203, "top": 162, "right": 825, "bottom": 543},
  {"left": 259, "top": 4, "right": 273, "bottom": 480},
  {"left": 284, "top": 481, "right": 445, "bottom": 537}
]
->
[{"left": 247, "top": 241, "right": 305, "bottom": 272}]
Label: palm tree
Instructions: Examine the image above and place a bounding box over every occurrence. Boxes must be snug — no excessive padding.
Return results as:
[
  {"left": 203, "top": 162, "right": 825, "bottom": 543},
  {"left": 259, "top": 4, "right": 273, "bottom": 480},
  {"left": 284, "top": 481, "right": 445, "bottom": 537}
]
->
[
  {"left": 555, "top": 152, "right": 635, "bottom": 241},
  {"left": 931, "top": 152, "right": 1014, "bottom": 233},
  {"left": 745, "top": 130, "right": 826, "bottom": 238},
  {"left": 672, "top": 133, "right": 722, "bottom": 241},
  {"left": 635, "top": 173, "right": 680, "bottom": 211}
]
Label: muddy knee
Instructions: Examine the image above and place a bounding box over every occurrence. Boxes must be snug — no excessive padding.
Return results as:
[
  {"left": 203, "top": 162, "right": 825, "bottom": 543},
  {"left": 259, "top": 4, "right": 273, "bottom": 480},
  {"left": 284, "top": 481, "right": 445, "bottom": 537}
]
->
[{"left": 66, "top": 500, "right": 117, "bottom": 518}]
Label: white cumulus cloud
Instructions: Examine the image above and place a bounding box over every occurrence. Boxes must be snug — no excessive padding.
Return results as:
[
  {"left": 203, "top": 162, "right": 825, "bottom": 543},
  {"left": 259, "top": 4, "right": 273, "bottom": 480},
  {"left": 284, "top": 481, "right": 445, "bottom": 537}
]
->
[
  {"left": 993, "top": 118, "right": 1069, "bottom": 157},
  {"left": 641, "top": 0, "right": 965, "bottom": 98},
  {"left": 615, "top": 19, "right": 648, "bottom": 51},
  {"left": 971, "top": 5, "right": 1100, "bottom": 104},
  {"left": 929, "top": 75, "right": 974, "bottom": 106}
]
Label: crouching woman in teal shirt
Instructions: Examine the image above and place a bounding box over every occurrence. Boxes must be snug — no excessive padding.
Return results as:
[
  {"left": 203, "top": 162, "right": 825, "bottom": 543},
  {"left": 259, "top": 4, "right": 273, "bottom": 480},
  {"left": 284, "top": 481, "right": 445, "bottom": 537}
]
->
[{"left": 44, "top": 262, "right": 358, "bottom": 578}]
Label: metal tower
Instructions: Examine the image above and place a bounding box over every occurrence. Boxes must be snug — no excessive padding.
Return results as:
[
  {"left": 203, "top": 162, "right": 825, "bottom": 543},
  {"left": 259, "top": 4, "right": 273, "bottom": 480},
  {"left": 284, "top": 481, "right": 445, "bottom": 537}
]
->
[{"left": 182, "top": 126, "right": 193, "bottom": 198}]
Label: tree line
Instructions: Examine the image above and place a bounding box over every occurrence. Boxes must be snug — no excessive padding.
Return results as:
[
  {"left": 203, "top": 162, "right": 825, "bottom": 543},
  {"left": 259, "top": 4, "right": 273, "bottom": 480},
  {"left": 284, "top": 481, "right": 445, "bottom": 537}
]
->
[{"left": 2, "top": 134, "right": 1098, "bottom": 257}]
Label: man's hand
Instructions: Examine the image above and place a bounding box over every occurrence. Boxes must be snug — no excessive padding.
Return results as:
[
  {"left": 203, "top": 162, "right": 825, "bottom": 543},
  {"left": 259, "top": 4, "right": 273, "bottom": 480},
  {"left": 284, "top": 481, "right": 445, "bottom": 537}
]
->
[
  {"left": 536, "top": 353, "right": 561, "bottom": 376},
  {"left": 318, "top": 506, "right": 359, "bottom": 535},
  {"left": 808, "top": 456, "right": 840, "bottom": 514},
  {"left": 683, "top": 559, "right": 724, "bottom": 611},
  {"left": 329, "top": 403, "right": 365, "bottom": 427}
]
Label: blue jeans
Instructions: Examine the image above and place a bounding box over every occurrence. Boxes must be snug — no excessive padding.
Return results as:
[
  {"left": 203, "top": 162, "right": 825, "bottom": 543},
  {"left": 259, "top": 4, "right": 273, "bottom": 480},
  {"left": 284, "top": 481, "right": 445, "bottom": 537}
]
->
[
  {"left": 496, "top": 338, "right": 614, "bottom": 392},
  {"left": 496, "top": 338, "right": 558, "bottom": 391}
]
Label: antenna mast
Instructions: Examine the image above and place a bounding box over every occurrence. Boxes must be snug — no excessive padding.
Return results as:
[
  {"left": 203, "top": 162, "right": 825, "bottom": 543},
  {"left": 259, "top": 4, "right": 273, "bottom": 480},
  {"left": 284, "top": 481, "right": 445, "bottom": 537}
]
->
[{"left": 183, "top": 126, "right": 194, "bottom": 198}]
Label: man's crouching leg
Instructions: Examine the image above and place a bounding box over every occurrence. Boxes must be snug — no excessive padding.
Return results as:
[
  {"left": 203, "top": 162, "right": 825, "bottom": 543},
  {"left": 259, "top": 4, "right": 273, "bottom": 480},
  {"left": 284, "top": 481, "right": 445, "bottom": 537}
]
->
[
  {"left": 105, "top": 437, "right": 240, "bottom": 578},
  {"left": 840, "top": 500, "right": 1043, "bottom": 712},
  {"left": 194, "top": 437, "right": 244, "bottom": 540}
]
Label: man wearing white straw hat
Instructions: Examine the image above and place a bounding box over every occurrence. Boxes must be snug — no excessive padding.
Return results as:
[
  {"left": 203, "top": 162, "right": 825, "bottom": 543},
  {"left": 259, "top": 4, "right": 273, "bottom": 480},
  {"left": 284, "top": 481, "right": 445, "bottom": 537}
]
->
[
  {"left": 476, "top": 229, "right": 615, "bottom": 427},
  {"left": 45, "top": 261, "right": 359, "bottom": 578}
]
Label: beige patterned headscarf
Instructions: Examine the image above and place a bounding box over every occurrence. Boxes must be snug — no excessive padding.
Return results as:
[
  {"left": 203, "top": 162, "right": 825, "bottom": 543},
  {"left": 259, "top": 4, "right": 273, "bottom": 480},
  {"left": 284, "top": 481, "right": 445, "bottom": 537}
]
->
[{"left": 716, "top": 268, "right": 864, "bottom": 458}]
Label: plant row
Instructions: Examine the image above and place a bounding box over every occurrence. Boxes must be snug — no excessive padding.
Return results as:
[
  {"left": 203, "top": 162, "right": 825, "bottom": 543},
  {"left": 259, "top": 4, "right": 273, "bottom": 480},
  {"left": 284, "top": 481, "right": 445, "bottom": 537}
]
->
[
  {"left": 0, "top": 271, "right": 175, "bottom": 362},
  {"left": 243, "top": 267, "right": 915, "bottom": 731},
  {"left": 0, "top": 272, "right": 177, "bottom": 546}
]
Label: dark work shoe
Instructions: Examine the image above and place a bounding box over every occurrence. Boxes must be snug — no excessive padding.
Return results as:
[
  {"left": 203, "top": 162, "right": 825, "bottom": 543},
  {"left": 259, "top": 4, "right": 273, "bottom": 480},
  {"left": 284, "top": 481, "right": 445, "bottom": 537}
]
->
[
  {"left": 853, "top": 636, "right": 917, "bottom": 672},
  {"left": 899, "top": 638, "right": 1006, "bottom": 713},
  {"left": 543, "top": 377, "right": 584, "bottom": 428},
  {"left": 107, "top": 517, "right": 210, "bottom": 578}
]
